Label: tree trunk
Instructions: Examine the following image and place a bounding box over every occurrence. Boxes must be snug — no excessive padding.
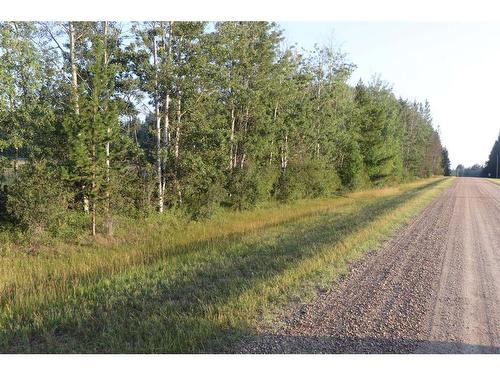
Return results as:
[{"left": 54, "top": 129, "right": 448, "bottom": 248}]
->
[
  {"left": 162, "top": 94, "right": 170, "bottom": 195},
  {"left": 153, "top": 36, "right": 164, "bottom": 213},
  {"left": 103, "top": 21, "right": 113, "bottom": 236},
  {"left": 269, "top": 139, "right": 273, "bottom": 166},
  {"left": 161, "top": 22, "right": 172, "bottom": 197},
  {"left": 271, "top": 103, "right": 278, "bottom": 166},
  {"left": 69, "top": 22, "right": 79, "bottom": 115},
  {"left": 229, "top": 106, "right": 235, "bottom": 170},
  {"left": 233, "top": 143, "right": 238, "bottom": 169},
  {"left": 284, "top": 131, "right": 288, "bottom": 170},
  {"left": 316, "top": 83, "right": 321, "bottom": 159},
  {"left": 69, "top": 22, "right": 90, "bottom": 214},
  {"left": 91, "top": 200, "right": 96, "bottom": 237},
  {"left": 237, "top": 106, "right": 249, "bottom": 170},
  {"left": 91, "top": 86, "right": 98, "bottom": 237},
  {"left": 91, "top": 139, "right": 97, "bottom": 237},
  {"left": 174, "top": 97, "right": 182, "bottom": 205}
]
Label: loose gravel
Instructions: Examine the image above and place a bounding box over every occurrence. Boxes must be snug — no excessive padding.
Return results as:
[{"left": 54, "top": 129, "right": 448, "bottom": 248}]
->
[{"left": 237, "top": 178, "right": 500, "bottom": 353}]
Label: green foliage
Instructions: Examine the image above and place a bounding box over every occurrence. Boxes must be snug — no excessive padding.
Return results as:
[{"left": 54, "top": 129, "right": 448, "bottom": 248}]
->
[
  {"left": 461, "top": 164, "right": 483, "bottom": 177},
  {"left": 441, "top": 147, "right": 451, "bottom": 176},
  {"left": 275, "top": 160, "right": 340, "bottom": 202},
  {"left": 0, "top": 21, "right": 447, "bottom": 237},
  {"left": 482, "top": 133, "right": 500, "bottom": 178},
  {"left": 227, "top": 165, "right": 278, "bottom": 210},
  {"left": 0, "top": 185, "right": 8, "bottom": 223},
  {"left": 354, "top": 79, "right": 402, "bottom": 184},
  {"left": 0, "top": 178, "right": 450, "bottom": 353},
  {"left": 6, "top": 161, "right": 72, "bottom": 235},
  {"left": 335, "top": 133, "right": 365, "bottom": 189},
  {"left": 177, "top": 153, "right": 228, "bottom": 219}
]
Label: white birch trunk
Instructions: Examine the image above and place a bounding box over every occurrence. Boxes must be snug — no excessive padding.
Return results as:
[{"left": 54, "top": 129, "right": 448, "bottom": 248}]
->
[
  {"left": 69, "top": 22, "right": 90, "bottom": 214},
  {"left": 69, "top": 22, "right": 79, "bottom": 115},
  {"left": 229, "top": 106, "right": 235, "bottom": 170},
  {"left": 153, "top": 36, "right": 164, "bottom": 213},
  {"left": 161, "top": 22, "right": 172, "bottom": 196},
  {"left": 103, "top": 21, "right": 113, "bottom": 236},
  {"left": 272, "top": 103, "right": 278, "bottom": 166},
  {"left": 175, "top": 97, "right": 182, "bottom": 205}
]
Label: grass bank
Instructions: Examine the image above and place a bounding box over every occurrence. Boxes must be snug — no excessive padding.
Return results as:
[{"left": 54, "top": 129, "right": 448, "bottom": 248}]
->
[
  {"left": 0, "top": 177, "right": 453, "bottom": 353},
  {"left": 487, "top": 178, "right": 500, "bottom": 185}
]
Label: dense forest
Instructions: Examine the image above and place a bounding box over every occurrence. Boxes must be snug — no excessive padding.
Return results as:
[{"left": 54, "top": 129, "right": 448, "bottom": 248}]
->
[{"left": 0, "top": 21, "right": 446, "bottom": 238}]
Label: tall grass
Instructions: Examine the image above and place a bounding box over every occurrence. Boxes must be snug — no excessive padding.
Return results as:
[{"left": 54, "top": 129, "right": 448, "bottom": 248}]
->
[{"left": 0, "top": 177, "right": 452, "bottom": 353}]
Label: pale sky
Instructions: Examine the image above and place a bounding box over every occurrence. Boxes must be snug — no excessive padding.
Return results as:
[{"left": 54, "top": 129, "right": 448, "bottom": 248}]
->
[{"left": 280, "top": 22, "right": 500, "bottom": 169}]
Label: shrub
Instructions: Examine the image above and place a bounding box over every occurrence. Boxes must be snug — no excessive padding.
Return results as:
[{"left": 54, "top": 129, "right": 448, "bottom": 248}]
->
[
  {"left": 0, "top": 185, "right": 8, "bottom": 223},
  {"left": 275, "top": 159, "right": 341, "bottom": 202},
  {"left": 227, "top": 164, "right": 279, "bottom": 210},
  {"left": 6, "top": 160, "right": 72, "bottom": 235}
]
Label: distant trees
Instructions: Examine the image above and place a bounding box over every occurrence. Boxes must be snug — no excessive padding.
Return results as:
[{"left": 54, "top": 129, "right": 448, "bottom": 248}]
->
[
  {"left": 482, "top": 133, "right": 500, "bottom": 178},
  {"left": 454, "top": 163, "right": 482, "bottom": 177},
  {"left": 441, "top": 148, "right": 451, "bottom": 176},
  {"left": 462, "top": 164, "right": 483, "bottom": 177},
  {"left": 0, "top": 21, "right": 448, "bottom": 236},
  {"left": 455, "top": 164, "right": 465, "bottom": 177}
]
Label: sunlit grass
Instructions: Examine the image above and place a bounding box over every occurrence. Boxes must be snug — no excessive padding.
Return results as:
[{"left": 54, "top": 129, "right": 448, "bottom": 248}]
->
[
  {"left": 0, "top": 177, "right": 452, "bottom": 353},
  {"left": 486, "top": 178, "right": 500, "bottom": 185}
]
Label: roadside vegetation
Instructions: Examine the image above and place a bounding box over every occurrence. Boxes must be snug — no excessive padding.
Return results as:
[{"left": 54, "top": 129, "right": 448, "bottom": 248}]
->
[
  {"left": 0, "top": 21, "right": 451, "bottom": 353},
  {"left": 0, "top": 177, "right": 451, "bottom": 353},
  {"left": 1, "top": 21, "right": 447, "bottom": 241}
]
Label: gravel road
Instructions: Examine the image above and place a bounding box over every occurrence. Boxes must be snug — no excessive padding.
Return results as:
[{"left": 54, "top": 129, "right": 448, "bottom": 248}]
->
[{"left": 238, "top": 178, "right": 500, "bottom": 353}]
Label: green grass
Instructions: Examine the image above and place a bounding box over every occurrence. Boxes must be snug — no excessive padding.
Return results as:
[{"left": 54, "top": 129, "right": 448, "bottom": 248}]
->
[{"left": 0, "top": 177, "right": 453, "bottom": 353}]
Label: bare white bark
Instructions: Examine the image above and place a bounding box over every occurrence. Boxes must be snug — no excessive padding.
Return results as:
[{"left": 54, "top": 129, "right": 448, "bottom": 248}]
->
[
  {"left": 175, "top": 97, "right": 182, "bottom": 205},
  {"left": 269, "top": 139, "right": 274, "bottom": 166},
  {"left": 161, "top": 22, "right": 172, "bottom": 196},
  {"left": 271, "top": 103, "right": 278, "bottom": 166},
  {"left": 240, "top": 153, "right": 246, "bottom": 169},
  {"left": 237, "top": 107, "right": 250, "bottom": 169},
  {"left": 69, "top": 22, "right": 79, "bottom": 115},
  {"left": 229, "top": 106, "right": 235, "bottom": 169},
  {"left": 103, "top": 21, "right": 113, "bottom": 236},
  {"left": 153, "top": 36, "right": 164, "bottom": 213},
  {"left": 68, "top": 22, "right": 91, "bottom": 215}
]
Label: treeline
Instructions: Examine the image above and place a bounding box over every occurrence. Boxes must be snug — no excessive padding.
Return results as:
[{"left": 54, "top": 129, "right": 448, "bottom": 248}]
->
[
  {"left": 452, "top": 134, "right": 500, "bottom": 178},
  {"left": 0, "top": 22, "right": 445, "bottom": 236},
  {"left": 455, "top": 164, "right": 482, "bottom": 177},
  {"left": 481, "top": 133, "right": 500, "bottom": 178}
]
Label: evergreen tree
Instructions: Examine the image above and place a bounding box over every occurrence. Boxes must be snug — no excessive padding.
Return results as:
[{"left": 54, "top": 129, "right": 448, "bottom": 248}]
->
[
  {"left": 482, "top": 133, "right": 500, "bottom": 178},
  {"left": 441, "top": 147, "right": 451, "bottom": 176},
  {"left": 0, "top": 21, "right": 449, "bottom": 234}
]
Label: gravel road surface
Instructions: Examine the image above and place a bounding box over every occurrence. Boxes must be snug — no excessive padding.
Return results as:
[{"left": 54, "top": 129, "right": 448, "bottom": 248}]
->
[{"left": 238, "top": 178, "right": 500, "bottom": 353}]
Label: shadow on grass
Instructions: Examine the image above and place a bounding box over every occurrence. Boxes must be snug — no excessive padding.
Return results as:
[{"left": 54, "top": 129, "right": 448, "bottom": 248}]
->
[
  {"left": 235, "top": 334, "right": 500, "bottom": 354},
  {"left": 0, "top": 179, "right": 445, "bottom": 353}
]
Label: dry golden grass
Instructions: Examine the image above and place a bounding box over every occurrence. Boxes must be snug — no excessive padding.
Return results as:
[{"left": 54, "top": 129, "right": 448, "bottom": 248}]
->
[{"left": 486, "top": 178, "right": 500, "bottom": 185}]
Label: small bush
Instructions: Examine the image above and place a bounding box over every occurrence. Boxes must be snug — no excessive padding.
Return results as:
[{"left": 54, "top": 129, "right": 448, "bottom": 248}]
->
[
  {"left": 185, "top": 179, "right": 227, "bottom": 219},
  {"left": 275, "top": 160, "right": 341, "bottom": 202},
  {"left": 6, "top": 160, "right": 73, "bottom": 235},
  {"left": 227, "top": 164, "right": 279, "bottom": 210},
  {"left": 0, "top": 185, "right": 8, "bottom": 223},
  {"left": 111, "top": 164, "right": 156, "bottom": 217}
]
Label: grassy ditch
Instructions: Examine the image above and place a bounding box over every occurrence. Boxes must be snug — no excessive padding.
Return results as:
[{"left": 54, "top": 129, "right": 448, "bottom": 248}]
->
[{"left": 0, "top": 177, "right": 453, "bottom": 353}]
